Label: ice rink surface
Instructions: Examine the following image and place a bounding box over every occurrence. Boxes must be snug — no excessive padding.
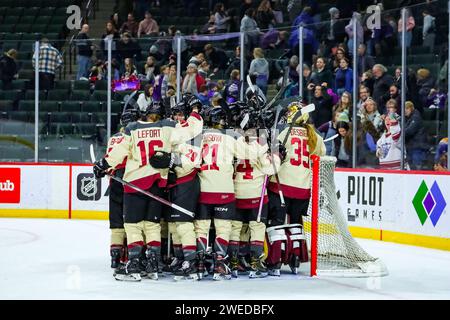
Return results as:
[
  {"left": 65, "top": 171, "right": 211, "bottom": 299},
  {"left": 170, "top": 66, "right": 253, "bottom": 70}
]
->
[{"left": 1, "top": 218, "right": 450, "bottom": 300}]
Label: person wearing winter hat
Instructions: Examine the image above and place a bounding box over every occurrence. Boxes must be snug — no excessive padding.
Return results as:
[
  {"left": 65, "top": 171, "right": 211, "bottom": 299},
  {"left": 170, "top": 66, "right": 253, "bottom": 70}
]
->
[{"left": 182, "top": 63, "right": 205, "bottom": 95}]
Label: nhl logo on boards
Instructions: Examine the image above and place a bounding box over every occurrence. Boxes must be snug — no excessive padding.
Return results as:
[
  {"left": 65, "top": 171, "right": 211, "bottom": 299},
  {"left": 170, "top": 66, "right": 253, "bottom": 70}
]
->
[{"left": 77, "top": 173, "right": 101, "bottom": 201}]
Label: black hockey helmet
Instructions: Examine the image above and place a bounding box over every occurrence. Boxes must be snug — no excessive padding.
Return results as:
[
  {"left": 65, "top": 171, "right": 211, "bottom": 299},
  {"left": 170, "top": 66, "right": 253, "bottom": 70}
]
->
[
  {"left": 171, "top": 101, "right": 186, "bottom": 116},
  {"left": 120, "top": 106, "right": 140, "bottom": 127},
  {"left": 209, "top": 107, "right": 227, "bottom": 128},
  {"left": 144, "top": 101, "right": 165, "bottom": 118},
  {"left": 186, "top": 95, "right": 203, "bottom": 114}
]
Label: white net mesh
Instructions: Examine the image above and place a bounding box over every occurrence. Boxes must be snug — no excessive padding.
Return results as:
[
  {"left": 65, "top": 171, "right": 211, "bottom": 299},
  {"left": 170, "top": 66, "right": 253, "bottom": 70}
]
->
[{"left": 304, "top": 156, "right": 388, "bottom": 277}]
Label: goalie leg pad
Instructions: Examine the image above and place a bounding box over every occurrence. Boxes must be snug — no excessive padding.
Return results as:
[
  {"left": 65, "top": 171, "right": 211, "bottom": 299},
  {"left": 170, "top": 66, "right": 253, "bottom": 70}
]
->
[{"left": 265, "top": 226, "right": 287, "bottom": 266}]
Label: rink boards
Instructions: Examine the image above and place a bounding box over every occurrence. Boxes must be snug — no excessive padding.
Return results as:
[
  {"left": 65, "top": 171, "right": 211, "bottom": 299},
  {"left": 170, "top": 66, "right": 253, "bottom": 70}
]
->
[{"left": 0, "top": 163, "right": 449, "bottom": 251}]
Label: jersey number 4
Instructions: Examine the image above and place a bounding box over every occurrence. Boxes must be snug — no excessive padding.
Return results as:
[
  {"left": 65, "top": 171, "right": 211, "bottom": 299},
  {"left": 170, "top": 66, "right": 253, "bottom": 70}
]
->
[
  {"left": 290, "top": 137, "right": 309, "bottom": 168},
  {"left": 137, "top": 140, "right": 163, "bottom": 166},
  {"left": 236, "top": 160, "right": 254, "bottom": 179}
]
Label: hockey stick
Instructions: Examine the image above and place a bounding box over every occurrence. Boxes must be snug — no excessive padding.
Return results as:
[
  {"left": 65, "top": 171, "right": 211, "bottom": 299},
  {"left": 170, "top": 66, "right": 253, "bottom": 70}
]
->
[
  {"left": 256, "top": 104, "right": 283, "bottom": 222},
  {"left": 89, "top": 144, "right": 195, "bottom": 218},
  {"left": 263, "top": 66, "right": 289, "bottom": 112},
  {"left": 323, "top": 133, "right": 339, "bottom": 143}
]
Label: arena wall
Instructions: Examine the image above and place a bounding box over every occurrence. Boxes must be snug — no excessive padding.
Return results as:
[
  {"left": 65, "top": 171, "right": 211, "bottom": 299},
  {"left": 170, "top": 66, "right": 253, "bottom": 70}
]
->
[{"left": 1, "top": 163, "right": 449, "bottom": 251}]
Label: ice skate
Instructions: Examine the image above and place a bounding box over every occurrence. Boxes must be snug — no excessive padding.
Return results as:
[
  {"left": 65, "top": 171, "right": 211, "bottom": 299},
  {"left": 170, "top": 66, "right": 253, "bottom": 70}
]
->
[
  {"left": 110, "top": 247, "right": 122, "bottom": 269},
  {"left": 212, "top": 255, "right": 232, "bottom": 281},
  {"left": 230, "top": 255, "right": 245, "bottom": 278},
  {"left": 268, "top": 262, "right": 281, "bottom": 277},
  {"left": 144, "top": 251, "right": 159, "bottom": 280},
  {"left": 249, "top": 255, "right": 268, "bottom": 278},
  {"left": 289, "top": 255, "right": 300, "bottom": 275},
  {"left": 173, "top": 260, "right": 199, "bottom": 282},
  {"left": 113, "top": 258, "right": 141, "bottom": 282},
  {"left": 197, "top": 251, "right": 208, "bottom": 279}
]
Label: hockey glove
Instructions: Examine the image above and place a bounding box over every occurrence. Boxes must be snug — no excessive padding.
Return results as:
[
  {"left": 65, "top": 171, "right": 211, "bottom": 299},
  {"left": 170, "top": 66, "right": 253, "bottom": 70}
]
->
[
  {"left": 272, "top": 142, "right": 287, "bottom": 162},
  {"left": 167, "top": 169, "right": 177, "bottom": 185},
  {"left": 149, "top": 151, "right": 172, "bottom": 169},
  {"left": 93, "top": 158, "right": 111, "bottom": 179}
]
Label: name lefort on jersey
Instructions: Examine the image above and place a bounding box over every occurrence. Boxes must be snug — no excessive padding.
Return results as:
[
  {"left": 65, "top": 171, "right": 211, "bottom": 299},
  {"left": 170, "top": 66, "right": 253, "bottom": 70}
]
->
[{"left": 137, "top": 128, "right": 161, "bottom": 138}]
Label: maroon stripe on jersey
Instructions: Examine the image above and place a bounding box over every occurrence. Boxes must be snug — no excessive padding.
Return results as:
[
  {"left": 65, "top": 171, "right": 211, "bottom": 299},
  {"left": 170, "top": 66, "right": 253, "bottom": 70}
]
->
[
  {"left": 250, "top": 240, "right": 264, "bottom": 247},
  {"left": 173, "top": 244, "right": 182, "bottom": 248},
  {"left": 216, "top": 237, "right": 228, "bottom": 246},
  {"left": 147, "top": 241, "right": 161, "bottom": 247},
  {"left": 199, "top": 192, "right": 235, "bottom": 204},
  {"left": 380, "top": 162, "right": 401, "bottom": 169},
  {"left": 239, "top": 241, "right": 248, "bottom": 246},
  {"left": 197, "top": 237, "right": 207, "bottom": 245},
  {"left": 182, "top": 245, "right": 197, "bottom": 251},
  {"left": 167, "top": 169, "right": 197, "bottom": 188},
  {"left": 268, "top": 182, "right": 311, "bottom": 199},
  {"left": 123, "top": 173, "right": 163, "bottom": 193},
  {"left": 229, "top": 240, "right": 240, "bottom": 246},
  {"left": 236, "top": 196, "right": 268, "bottom": 209},
  {"left": 190, "top": 112, "right": 202, "bottom": 120},
  {"left": 110, "top": 244, "right": 124, "bottom": 249},
  {"left": 128, "top": 241, "right": 145, "bottom": 249}
]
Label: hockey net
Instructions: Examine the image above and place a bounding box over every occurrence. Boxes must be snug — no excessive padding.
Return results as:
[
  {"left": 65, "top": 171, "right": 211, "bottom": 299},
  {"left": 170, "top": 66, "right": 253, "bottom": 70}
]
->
[{"left": 303, "top": 155, "right": 388, "bottom": 277}]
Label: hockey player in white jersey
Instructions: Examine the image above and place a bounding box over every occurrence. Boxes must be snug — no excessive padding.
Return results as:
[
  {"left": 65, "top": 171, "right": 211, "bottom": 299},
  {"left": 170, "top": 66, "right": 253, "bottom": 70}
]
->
[{"left": 266, "top": 102, "right": 326, "bottom": 276}]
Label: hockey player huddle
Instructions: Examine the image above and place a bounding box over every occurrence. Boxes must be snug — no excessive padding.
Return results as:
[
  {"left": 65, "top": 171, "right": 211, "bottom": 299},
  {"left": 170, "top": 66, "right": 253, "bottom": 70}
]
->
[{"left": 93, "top": 90, "right": 326, "bottom": 282}]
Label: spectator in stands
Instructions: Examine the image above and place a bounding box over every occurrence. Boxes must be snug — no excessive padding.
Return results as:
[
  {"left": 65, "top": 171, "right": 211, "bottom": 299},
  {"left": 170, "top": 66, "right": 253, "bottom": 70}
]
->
[
  {"left": 381, "top": 85, "right": 402, "bottom": 114},
  {"left": 356, "top": 119, "right": 380, "bottom": 168},
  {"left": 334, "top": 91, "right": 352, "bottom": 115},
  {"left": 249, "top": 47, "right": 269, "bottom": 95},
  {"left": 330, "top": 47, "right": 347, "bottom": 73},
  {"left": 204, "top": 44, "right": 229, "bottom": 73},
  {"left": 311, "top": 85, "right": 333, "bottom": 128},
  {"left": 89, "top": 59, "right": 106, "bottom": 82},
  {"left": 110, "top": 12, "right": 121, "bottom": 31},
  {"left": 360, "top": 71, "right": 374, "bottom": 97},
  {"left": 214, "top": 3, "right": 232, "bottom": 33},
  {"left": 357, "top": 85, "right": 371, "bottom": 111},
  {"left": 137, "top": 84, "right": 154, "bottom": 111},
  {"left": 376, "top": 113, "right": 402, "bottom": 170},
  {"left": 335, "top": 57, "right": 353, "bottom": 96},
  {"left": 333, "top": 121, "right": 352, "bottom": 168},
  {"left": 404, "top": 101, "right": 427, "bottom": 170},
  {"left": 308, "top": 57, "right": 333, "bottom": 89},
  {"left": 417, "top": 68, "right": 435, "bottom": 110},
  {"left": 120, "top": 13, "right": 139, "bottom": 37},
  {"left": 261, "top": 29, "right": 288, "bottom": 50},
  {"left": 161, "top": 64, "right": 177, "bottom": 99},
  {"left": 122, "top": 58, "right": 138, "bottom": 79},
  {"left": 0, "top": 49, "right": 18, "bottom": 90},
  {"left": 287, "top": 0, "right": 302, "bottom": 23},
  {"left": 153, "top": 64, "right": 168, "bottom": 102},
  {"left": 182, "top": 63, "right": 205, "bottom": 95},
  {"left": 359, "top": 97, "right": 383, "bottom": 133},
  {"left": 137, "top": 11, "right": 159, "bottom": 38},
  {"left": 201, "top": 14, "right": 217, "bottom": 34},
  {"left": 434, "top": 138, "right": 448, "bottom": 171},
  {"left": 189, "top": 53, "right": 206, "bottom": 67},
  {"left": 345, "top": 12, "right": 364, "bottom": 55},
  {"left": 289, "top": 7, "right": 317, "bottom": 65},
  {"left": 397, "top": 8, "right": 415, "bottom": 49},
  {"left": 75, "top": 24, "right": 93, "bottom": 81},
  {"left": 117, "top": 32, "right": 141, "bottom": 61},
  {"left": 317, "top": 111, "right": 340, "bottom": 155},
  {"left": 198, "top": 61, "right": 211, "bottom": 80},
  {"left": 224, "top": 69, "right": 240, "bottom": 103},
  {"left": 32, "top": 38, "right": 63, "bottom": 90},
  {"left": 426, "top": 88, "right": 447, "bottom": 109},
  {"left": 225, "top": 46, "right": 244, "bottom": 78},
  {"left": 372, "top": 64, "right": 394, "bottom": 113},
  {"left": 356, "top": 44, "right": 375, "bottom": 78},
  {"left": 241, "top": 8, "right": 260, "bottom": 54},
  {"left": 101, "top": 22, "right": 120, "bottom": 60},
  {"left": 256, "top": 0, "right": 276, "bottom": 30},
  {"left": 144, "top": 55, "right": 159, "bottom": 82},
  {"left": 196, "top": 84, "right": 211, "bottom": 106},
  {"left": 322, "top": 7, "right": 347, "bottom": 54},
  {"left": 240, "top": 0, "right": 254, "bottom": 20},
  {"left": 393, "top": 67, "right": 402, "bottom": 87},
  {"left": 271, "top": 0, "right": 284, "bottom": 24}
]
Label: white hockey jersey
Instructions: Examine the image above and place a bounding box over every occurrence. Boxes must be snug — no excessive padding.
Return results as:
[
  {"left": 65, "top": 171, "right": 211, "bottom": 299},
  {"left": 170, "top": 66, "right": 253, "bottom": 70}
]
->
[{"left": 376, "top": 122, "right": 402, "bottom": 170}]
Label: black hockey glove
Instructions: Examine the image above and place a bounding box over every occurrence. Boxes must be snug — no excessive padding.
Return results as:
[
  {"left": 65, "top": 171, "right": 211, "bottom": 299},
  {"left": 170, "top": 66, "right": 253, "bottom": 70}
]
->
[
  {"left": 272, "top": 142, "right": 287, "bottom": 162},
  {"left": 93, "top": 158, "right": 111, "bottom": 179},
  {"left": 149, "top": 151, "right": 172, "bottom": 169},
  {"left": 167, "top": 169, "right": 177, "bottom": 185}
]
